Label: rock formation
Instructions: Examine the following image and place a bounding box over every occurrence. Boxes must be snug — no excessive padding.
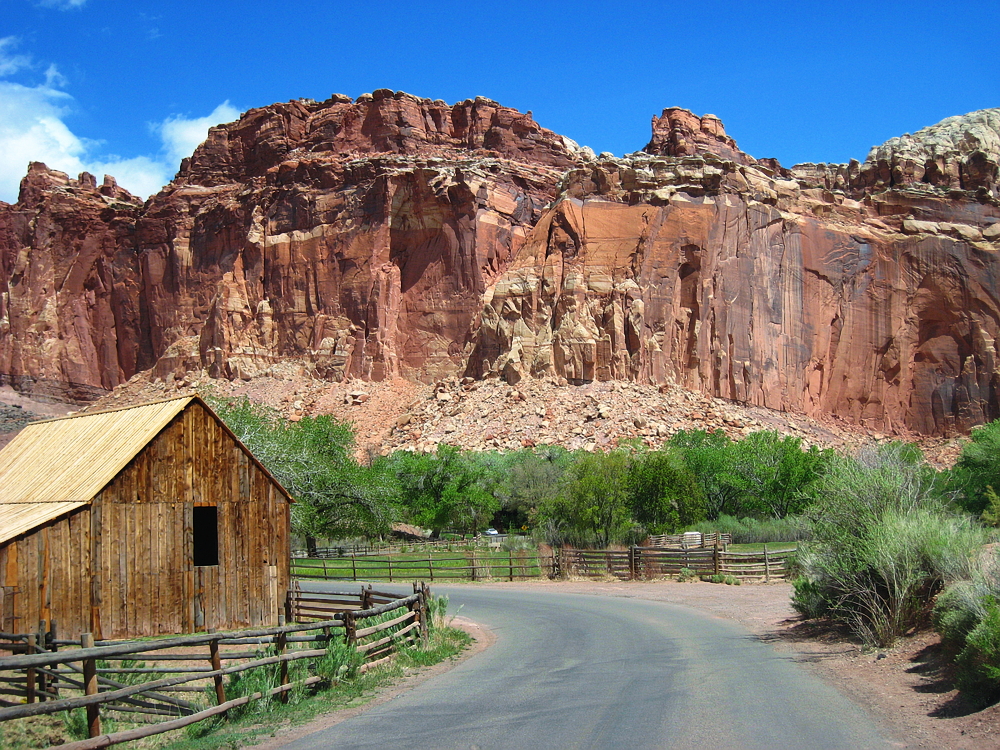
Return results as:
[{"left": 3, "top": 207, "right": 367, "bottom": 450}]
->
[
  {"left": 471, "top": 108, "right": 1000, "bottom": 435},
  {"left": 1, "top": 94, "right": 999, "bottom": 436}
]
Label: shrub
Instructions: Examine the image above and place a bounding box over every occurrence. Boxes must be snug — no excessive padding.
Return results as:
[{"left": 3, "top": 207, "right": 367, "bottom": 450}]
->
[
  {"left": 685, "top": 514, "right": 811, "bottom": 544},
  {"left": 795, "top": 444, "right": 984, "bottom": 646},
  {"left": 677, "top": 567, "right": 697, "bottom": 582},
  {"left": 955, "top": 597, "right": 1000, "bottom": 703},
  {"left": 700, "top": 573, "right": 740, "bottom": 585},
  {"left": 933, "top": 582, "right": 985, "bottom": 649},
  {"left": 791, "top": 575, "right": 827, "bottom": 619}
]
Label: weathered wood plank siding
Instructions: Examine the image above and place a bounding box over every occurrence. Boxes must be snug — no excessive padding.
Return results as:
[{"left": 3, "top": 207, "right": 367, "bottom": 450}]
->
[{"left": 0, "top": 399, "right": 291, "bottom": 639}]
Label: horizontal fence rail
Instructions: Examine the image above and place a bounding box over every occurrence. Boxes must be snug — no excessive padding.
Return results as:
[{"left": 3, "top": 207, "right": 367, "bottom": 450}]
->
[
  {"left": 293, "top": 534, "right": 529, "bottom": 558},
  {"left": 0, "top": 583, "right": 430, "bottom": 749},
  {"left": 291, "top": 549, "right": 554, "bottom": 582},
  {"left": 560, "top": 546, "right": 795, "bottom": 581},
  {"left": 646, "top": 532, "right": 733, "bottom": 549}
]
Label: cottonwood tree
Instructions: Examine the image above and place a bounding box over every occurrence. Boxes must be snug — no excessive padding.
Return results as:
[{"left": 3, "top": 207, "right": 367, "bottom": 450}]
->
[{"left": 208, "top": 396, "right": 395, "bottom": 547}]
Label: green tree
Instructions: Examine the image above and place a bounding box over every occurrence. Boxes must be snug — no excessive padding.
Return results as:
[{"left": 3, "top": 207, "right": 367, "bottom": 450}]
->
[
  {"left": 539, "top": 451, "right": 634, "bottom": 548},
  {"left": 390, "top": 446, "right": 500, "bottom": 537},
  {"left": 501, "top": 446, "right": 573, "bottom": 530},
  {"left": 668, "top": 429, "right": 740, "bottom": 519},
  {"left": 627, "top": 449, "right": 706, "bottom": 533},
  {"left": 720, "top": 431, "right": 830, "bottom": 519},
  {"left": 208, "top": 396, "right": 395, "bottom": 542},
  {"left": 953, "top": 420, "right": 1000, "bottom": 515}
]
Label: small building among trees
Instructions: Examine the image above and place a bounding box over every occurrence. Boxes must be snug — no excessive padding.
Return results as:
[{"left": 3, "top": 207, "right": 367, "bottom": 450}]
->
[{"left": 0, "top": 395, "right": 292, "bottom": 640}]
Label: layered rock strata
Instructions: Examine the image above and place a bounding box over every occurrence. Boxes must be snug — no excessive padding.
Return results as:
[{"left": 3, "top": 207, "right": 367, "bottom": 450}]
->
[
  {"left": 1, "top": 95, "right": 999, "bottom": 436},
  {"left": 0, "top": 93, "right": 587, "bottom": 398},
  {"left": 472, "top": 109, "right": 1000, "bottom": 435}
]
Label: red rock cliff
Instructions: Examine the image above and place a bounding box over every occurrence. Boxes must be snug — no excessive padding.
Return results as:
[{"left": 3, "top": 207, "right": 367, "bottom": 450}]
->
[{"left": 1, "top": 95, "right": 999, "bottom": 436}]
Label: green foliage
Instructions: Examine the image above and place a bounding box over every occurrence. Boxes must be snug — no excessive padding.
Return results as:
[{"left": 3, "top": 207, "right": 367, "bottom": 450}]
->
[
  {"left": 795, "top": 443, "right": 984, "bottom": 646},
  {"left": 720, "top": 431, "right": 831, "bottom": 519},
  {"left": 685, "top": 514, "right": 811, "bottom": 544},
  {"left": 677, "top": 567, "right": 697, "bottom": 582},
  {"left": 668, "top": 429, "right": 740, "bottom": 519},
  {"left": 933, "top": 582, "right": 985, "bottom": 649},
  {"left": 981, "top": 486, "right": 1000, "bottom": 527},
  {"left": 502, "top": 446, "right": 573, "bottom": 530},
  {"left": 314, "top": 636, "right": 363, "bottom": 682},
  {"left": 953, "top": 420, "right": 1000, "bottom": 514},
  {"left": 627, "top": 448, "right": 706, "bottom": 533},
  {"left": 538, "top": 451, "right": 636, "bottom": 548},
  {"left": 207, "top": 395, "right": 394, "bottom": 539},
  {"left": 955, "top": 597, "right": 1000, "bottom": 703},
  {"left": 791, "top": 576, "right": 828, "bottom": 619},
  {"left": 388, "top": 446, "right": 500, "bottom": 536},
  {"left": 668, "top": 429, "right": 830, "bottom": 520},
  {"left": 700, "top": 573, "right": 740, "bottom": 585}
]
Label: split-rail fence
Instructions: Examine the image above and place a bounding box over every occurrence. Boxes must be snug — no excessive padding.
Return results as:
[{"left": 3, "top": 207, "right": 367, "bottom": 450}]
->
[
  {"left": 292, "top": 548, "right": 554, "bottom": 582},
  {"left": 559, "top": 545, "right": 794, "bottom": 581},
  {"left": 0, "top": 583, "right": 430, "bottom": 749}
]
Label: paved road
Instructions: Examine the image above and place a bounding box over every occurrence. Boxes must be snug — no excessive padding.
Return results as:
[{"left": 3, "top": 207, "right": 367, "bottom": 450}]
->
[{"left": 280, "top": 584, "right": 893, "bottom": 750}]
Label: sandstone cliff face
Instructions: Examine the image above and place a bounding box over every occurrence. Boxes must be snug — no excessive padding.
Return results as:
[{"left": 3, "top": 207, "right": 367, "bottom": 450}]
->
[
  {"left": 0, "top": 164, "right": 144, "bottom": 400},
  {"left": 472, "top": 110, "right": 1000, "bottom": 435},
  {"left": 1, "top": 95, "right": 999, "bottom": 436},
  {"left": 0, "top": 93, "right": 584, "bottom": 399}
]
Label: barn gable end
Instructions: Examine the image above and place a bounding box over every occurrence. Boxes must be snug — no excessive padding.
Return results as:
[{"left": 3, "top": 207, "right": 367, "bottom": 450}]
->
[{"left": 0, "top": 396, "right": 291, "bottom": 640}]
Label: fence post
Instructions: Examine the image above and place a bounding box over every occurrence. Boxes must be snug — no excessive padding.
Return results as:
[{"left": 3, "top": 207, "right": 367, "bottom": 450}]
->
[
  {"left": 47, "top": 620, "right": 59, "bottom": 699},
  {"left": 275, "top": 624, "right": 289, "bottom": 703},
  {"left": 362, "top": 585, "right": 373, "bottom": 610},
  {"left": 428, "top": 552, "right": 434, "bottom": 582},
  {"left": 387, "top": 555, "right": 393, "bottom": 582},
  {"left": 714, "top": 541, "right": 720, "bottom": 576},
  {"left": 344, "top": 611, "right": 357, "bottom": 649},
  {"left": 81, "top": 632, "right": 100, "bottom": 738},
  {"left": 25, "top": 633, "right": 36, "bottom": 704},
  {"left": 628, "top": 546, "right": 637, "bottom": 580},
  {"left": 763, "top": 544, "right": 770, "bottom": 583},
  {"left": 209, "top": 634, "right": 227, "bottom": 714},
  {"left": 36, "top": 620, "right": 47, "bottom": 701}
]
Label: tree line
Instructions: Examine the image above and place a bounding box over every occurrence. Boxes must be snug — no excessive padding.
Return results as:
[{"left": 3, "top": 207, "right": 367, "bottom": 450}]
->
[{"left": 212, "top": 393, "right": 1000, "bottom": 703}]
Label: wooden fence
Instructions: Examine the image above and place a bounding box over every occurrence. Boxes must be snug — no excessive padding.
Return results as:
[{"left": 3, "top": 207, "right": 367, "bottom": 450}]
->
[
  {"left": 560, "top": 545, "right": 794, "bottom": 581},
  {"left": 292, "top": 549, "right": 554, "bottom": 582},
  {"left": 646, "top": 532, "right": 733, "bottom": 549},
  {"left": 294, "top": 534, "right": 528, "bottom": 558},
  {"left": 0, "top": 584, "right": 430, "bottom": 748}
]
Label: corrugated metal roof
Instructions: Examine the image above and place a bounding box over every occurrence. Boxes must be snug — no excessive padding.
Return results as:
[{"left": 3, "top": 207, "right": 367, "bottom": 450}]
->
[{"left": 0, "top": 396, "right": 195, "bottom": 544}]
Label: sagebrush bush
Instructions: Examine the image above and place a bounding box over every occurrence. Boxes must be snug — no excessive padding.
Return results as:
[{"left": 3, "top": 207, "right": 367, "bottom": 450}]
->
[
  {"left": 933, "top": 582, "right": 985, "bottom": 648},
  {"left": 955, "top": 597, "right": 1000, "bottom": 703},
  {"left": 791, "top": 575, "right": 828, "bottom": 619},
  {"left": 795, "top": 444, "right": 986, "bottom": 646}
]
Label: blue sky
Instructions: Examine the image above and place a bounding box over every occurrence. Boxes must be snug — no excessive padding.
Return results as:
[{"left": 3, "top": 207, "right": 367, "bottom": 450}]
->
[{"left": 1, "top": 0, "right": 997, "bottom": 202}]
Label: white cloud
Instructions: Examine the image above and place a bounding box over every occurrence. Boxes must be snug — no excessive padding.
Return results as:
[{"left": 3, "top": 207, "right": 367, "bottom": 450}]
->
[
  {"left": 0, "top": 37, "right": 32, "bottom": 77},
  {"left": 157, "top": 101, "right": 241, "bottom": 167},
  {"left": 0, "top": 81, "right": 242, "bottom": 203},
  {"left": 43, "top": 63, "right": 67, "bottom": 89},
  {"left": 37, "top": 0, "right": 87, "bottom": 9}
]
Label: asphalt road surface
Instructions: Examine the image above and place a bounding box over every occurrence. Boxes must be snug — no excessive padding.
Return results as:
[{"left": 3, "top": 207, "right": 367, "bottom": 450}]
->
[{"left": 280, "top": 584, "right": 894, "bottom": 750}]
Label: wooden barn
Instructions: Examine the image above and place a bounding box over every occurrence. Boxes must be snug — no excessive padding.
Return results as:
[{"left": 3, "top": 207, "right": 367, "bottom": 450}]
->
[{"left": 0, "top": 395, "right": 292, "bottom": 640}]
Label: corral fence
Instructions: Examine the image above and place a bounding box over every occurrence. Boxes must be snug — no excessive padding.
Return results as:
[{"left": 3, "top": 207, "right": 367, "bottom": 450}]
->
[
  {"left": 292, "top": 548, "right": 556, "bottom": 582},
  {"left": 0, "top": 583, "right": 430, "bottom": 749},
  {"left": 295, "top": 534, "right": 528, "bottom": 558},
  {"left": 646, "top": 532, "right": 733, "bottom": 549},
  {"left": 560, "top": 545, "right": 795, "bottom": 581}
]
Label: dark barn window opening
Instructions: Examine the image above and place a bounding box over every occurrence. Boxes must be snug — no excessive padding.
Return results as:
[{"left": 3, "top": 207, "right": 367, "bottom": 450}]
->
[{"left": 193, "top": 506, "right": 219, "bottom": 566}]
